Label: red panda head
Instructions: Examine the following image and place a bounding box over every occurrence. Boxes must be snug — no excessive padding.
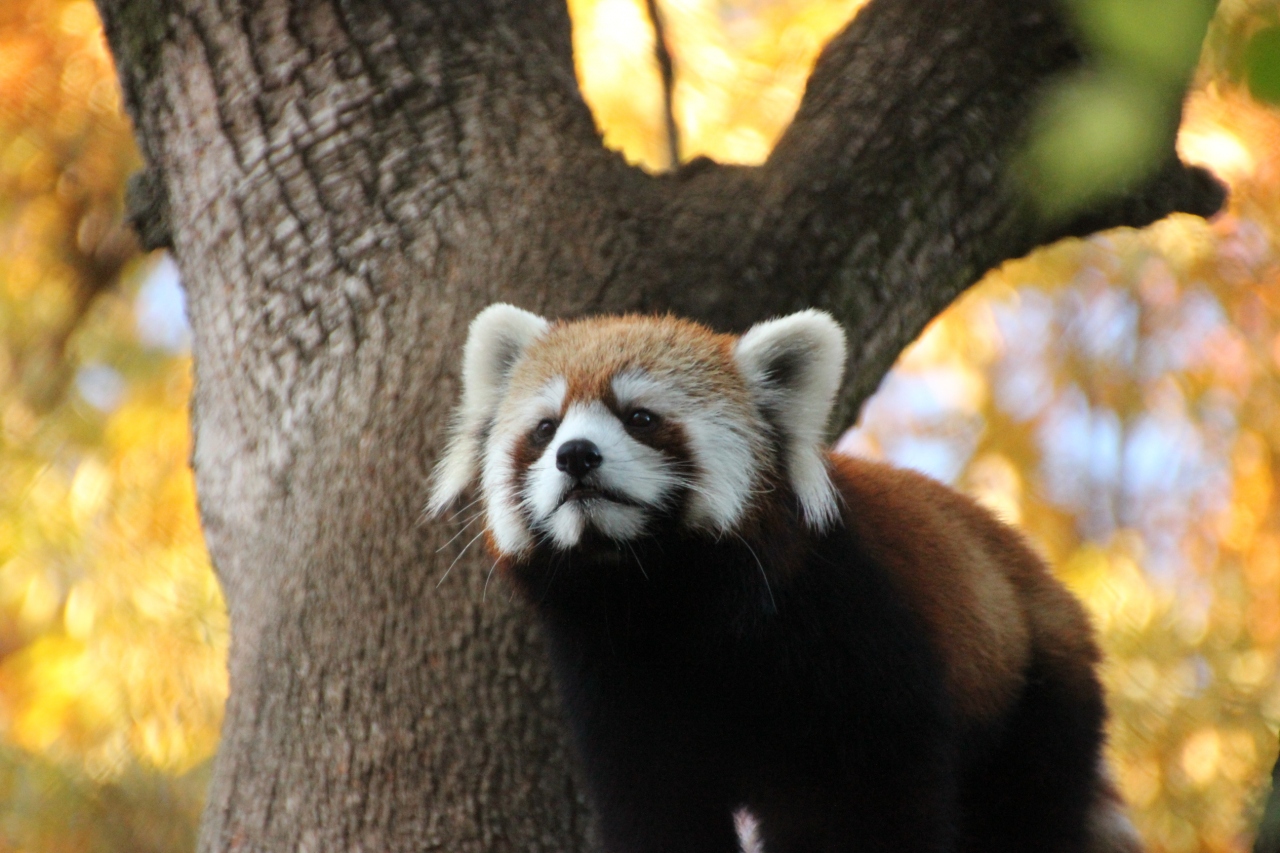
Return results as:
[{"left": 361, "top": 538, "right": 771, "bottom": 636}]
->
[{"left": 428, "top": 305, "right": 847, "bottom": 558}]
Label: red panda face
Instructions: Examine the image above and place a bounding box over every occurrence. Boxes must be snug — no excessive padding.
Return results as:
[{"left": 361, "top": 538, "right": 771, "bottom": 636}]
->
[
  {"left": 429, "top": 306, "right": 848, "bottom": 559},
  {"left": 488, "top": 321, "right": 764, "bottom": 555}
]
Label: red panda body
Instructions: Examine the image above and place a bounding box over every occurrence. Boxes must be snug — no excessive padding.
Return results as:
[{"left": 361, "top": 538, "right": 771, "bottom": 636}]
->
[{"left": 430, "top": 307, "right": 1141, "bottom": 853}]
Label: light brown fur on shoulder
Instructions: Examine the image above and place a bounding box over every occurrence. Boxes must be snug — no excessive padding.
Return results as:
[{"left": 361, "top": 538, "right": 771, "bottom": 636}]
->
[{"left": 829, "top": 452, "right": 1100, "bottom": 728}]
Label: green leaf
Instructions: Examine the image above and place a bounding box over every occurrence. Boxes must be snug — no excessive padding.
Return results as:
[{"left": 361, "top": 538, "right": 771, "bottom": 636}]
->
[
  {"left": 1021, "top": 73, "right": 1167, "bottom": 221},
  {"left": 1244, "top": 25, "right": 1280, "bottom": 105},
  {"left": 1074, "top": 0, "right": 1216, "bottom": 81}
]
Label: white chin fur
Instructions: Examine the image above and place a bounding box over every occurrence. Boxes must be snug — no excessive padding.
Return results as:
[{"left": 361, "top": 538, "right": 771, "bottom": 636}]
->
[{"left": 548, "top": 502, "right": 649, "bottom": 549}]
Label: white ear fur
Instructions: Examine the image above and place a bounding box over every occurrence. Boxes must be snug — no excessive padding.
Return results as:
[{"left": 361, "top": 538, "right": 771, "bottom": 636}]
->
[
  {"left": 427, "top": 304, "right": 550, "bottom": 516},
  {"left": 734, "top": 309, "right": 847, "bottom": 531}
]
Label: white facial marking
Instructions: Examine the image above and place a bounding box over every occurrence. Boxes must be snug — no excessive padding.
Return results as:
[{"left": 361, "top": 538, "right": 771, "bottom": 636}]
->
[
  {"left": 614, "top": 369, "right": 764, "bottom": 535},
  {"left": 479, "top": 376, "right": 566, "bottom": 557},
  {"left": 531, "top": 376, "right": 568, "bottom": 417},
  {"left": 480, "top": 429, "right": 533, "bottom": 557},
  {"left": 735, "top": 310, "right": 846, "bottom": 531},
  {"left": 680, "top": 404, "right": 760, "bottom": 532},
  {"left": 611, "top": 370, "right": 664, "bottom": 412},
  {"left": 428, "top": 304, "right": 549, "bottom": 517},
  {"left": 523, "top": 402, "right": 680, "bottom": 549}
]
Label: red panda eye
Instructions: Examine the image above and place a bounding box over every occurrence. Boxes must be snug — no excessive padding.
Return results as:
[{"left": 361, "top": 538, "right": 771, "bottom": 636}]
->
[
  {"left": 534, "top": 419, "right": 558, "bottom": 441},
  {"left": 626, "top": 409, "right": 658, "bottom": 431}
]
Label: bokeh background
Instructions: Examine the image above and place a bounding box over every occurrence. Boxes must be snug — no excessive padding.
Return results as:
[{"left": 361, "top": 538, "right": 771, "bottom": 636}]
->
[{"left": 1, "top": 0, "right": 1277, "bottom": 850}]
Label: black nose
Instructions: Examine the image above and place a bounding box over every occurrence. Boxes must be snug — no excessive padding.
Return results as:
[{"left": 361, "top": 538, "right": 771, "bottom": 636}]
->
[{"left": 556, "top": 439, "right": 603, "bottom": 479}]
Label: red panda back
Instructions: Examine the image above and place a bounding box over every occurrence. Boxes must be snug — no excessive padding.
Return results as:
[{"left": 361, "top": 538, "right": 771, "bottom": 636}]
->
[{"left": 830, "top": 452, "right": 1101, "bottom": 729}]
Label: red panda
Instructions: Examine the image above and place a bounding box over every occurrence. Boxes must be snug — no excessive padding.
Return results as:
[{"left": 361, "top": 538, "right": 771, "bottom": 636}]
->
[{"left": 429, "top": 304, "right": 1143, "bottom": 853}]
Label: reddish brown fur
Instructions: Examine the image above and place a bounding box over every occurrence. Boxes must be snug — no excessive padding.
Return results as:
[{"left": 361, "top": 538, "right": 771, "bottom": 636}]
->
[
  {"left": 830, "top": 454, "right": 1100, "bottom": 727},
  {"left": 500, "top": 313, "right": 1103, "bottom": 732},
  {"left": 477, "top": 310, "right": 1128, "bottom": 852},
  {"left": 506, "top": 314, "right": 748, "bottom": 409}
]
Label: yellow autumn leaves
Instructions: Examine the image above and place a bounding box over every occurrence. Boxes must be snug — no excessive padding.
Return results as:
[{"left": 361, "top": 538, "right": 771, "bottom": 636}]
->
[
  {"left": 2, "top": 1, "right": 1279, "bottom": 851},
  {"left": 570, "top": 0, "right": 869, "bottom": 168},
  {"left": 1, "top": 1, "right": 220, "bottom": 849}
]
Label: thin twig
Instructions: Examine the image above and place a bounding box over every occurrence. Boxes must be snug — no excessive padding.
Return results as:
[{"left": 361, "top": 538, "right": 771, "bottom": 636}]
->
[{"left": 644, "top": 0, "right": 680, "bottom": 169}]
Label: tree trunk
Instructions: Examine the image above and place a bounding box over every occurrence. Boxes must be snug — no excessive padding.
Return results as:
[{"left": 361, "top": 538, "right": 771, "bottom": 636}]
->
[
  {"left": 93, "top": 0, "right": 1222, "bottom": 850},
  {"left": 1257, "top": 737, "right": 1280, "bottom": 853}
]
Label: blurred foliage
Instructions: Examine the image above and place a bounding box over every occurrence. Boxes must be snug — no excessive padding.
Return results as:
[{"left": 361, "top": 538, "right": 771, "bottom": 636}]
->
[
  {"left": 1243, "top": 25, "right": 1280, "bottom": 104},
  {"left": 0, "top": 0, "right": 224, "bottom": 850},
  {"left": 568, "top": 0, "right": 870, "bottom": 167},
  {"left": 1021, "top": 0, "right": 1218, "bottom": 220},
  {"left": 2, "top": 0, "right": 1277, "bottom": 851}
]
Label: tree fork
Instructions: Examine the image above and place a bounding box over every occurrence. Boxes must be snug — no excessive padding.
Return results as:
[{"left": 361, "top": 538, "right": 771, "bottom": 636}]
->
[{"left": 92, "top": 0, "right": 1223, "bottom": 850}]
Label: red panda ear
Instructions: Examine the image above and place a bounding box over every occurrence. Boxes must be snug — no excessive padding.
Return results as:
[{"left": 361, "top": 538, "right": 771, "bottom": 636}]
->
[
  {"left": 734, "top": 310, "right": 847, "bottom": 530},
  {"left": 428, "top": 304, "right": 550, "bottom": 516}
]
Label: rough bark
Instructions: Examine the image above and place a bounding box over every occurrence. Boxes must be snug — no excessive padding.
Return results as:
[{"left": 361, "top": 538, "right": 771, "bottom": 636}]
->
[{"left": 91, "top": 0, "right": 1223, "bottom": 850}]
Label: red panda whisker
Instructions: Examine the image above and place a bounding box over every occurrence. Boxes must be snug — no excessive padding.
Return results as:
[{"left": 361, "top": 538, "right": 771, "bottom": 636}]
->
[
  {"left": 434, "top": 508, "right": 486, "bottom": 553},
  {"left": 734, "top": 532, "right": 776, "bottom": 613},
  {"left": 625, "top": 541, "right": 649, "bottom": 581},
  {"left": 450, "top": 494, "right": 488, "bottom": 522},
  {"left": 482, "top": 559, "right": 499, "bottom": 602},
  {"left": 419, "top": 491, "right": 485, "bottom": 528},
  {"left": 536, "top": 550, "right": 569, "bottom": 607},
  {"left": 451, "top": 493, "right": 486, "bottom": 516},
  {"left": 435, "top": 529, "right": 486, "bottom": 589}
]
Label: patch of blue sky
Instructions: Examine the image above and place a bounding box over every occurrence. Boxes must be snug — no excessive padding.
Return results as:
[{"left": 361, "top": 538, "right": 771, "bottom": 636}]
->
[
  {"left": 135, "top": 254, "right": 190, "bottom": 352},
  {"left": 1087, "top": 406, "right": 1123, "bottom": 487},
  {"left": 1143, "top": 287, "right": 1226, "bottom": 379},
  {"left": 1036, "top": 385, "right": 1095, "bottom": 508},
  {"left": 842, "top": 366, "right": 983, "bottom": 482},
  {"left": 992, "top": 289, "right": 1054, "bottom": 360},
  {"left": 1122, "top": 411, "right": 1200, "bottom": 499},
  {"left": 872, "top": 366, "right": 983, "bottom": 422},
  {"left": 75, "top": 363, "right": 126, "bottom": 412},
  {"left": 881, "top": 435, "right": 969, "bottom": 485},
  {"left": 994, "top": 358, "right": 1055, "bottom": 422},
  {"left": 992, "top": 290, "right": 1056, "bottom": 421},
  {"left": 920, "top": 366, "right": 985, "bottom": 414},
  {"left": 1122, "top": 407, "right": 1231, "bottom": 583},
  {"left": 1059, "top": 283, "right": 1140, "bottom": 370}
]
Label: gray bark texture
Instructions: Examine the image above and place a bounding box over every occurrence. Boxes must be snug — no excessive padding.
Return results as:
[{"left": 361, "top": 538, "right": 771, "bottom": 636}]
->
[{"left": 92, "top": 0, "right": 1224, "bottom": 850}]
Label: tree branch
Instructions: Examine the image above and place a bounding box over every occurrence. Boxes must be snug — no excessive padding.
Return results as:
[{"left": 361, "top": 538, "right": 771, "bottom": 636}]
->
[
  {"left": 624, "top": 0, "right": 1224, "bottom": 424},
  {"left": 91, "top": 0, "right": 1229, "bottom": 849}
]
